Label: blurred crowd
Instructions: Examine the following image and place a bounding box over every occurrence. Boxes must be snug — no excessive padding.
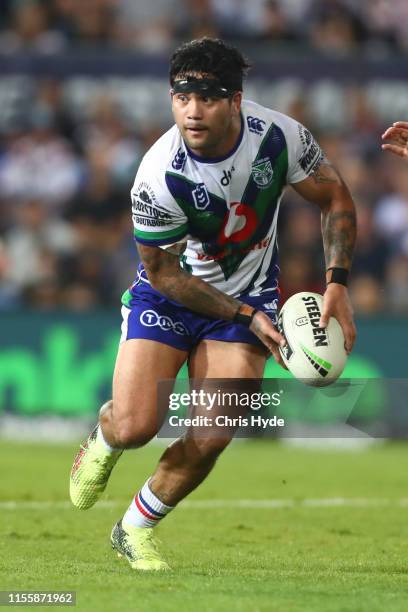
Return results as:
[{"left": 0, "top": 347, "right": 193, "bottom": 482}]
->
[
  {"left": 0, "top": 74, "right": 407, "bottom": 316},
  {"left": 0, "top": 0, "right": 408, "bottom": 55},
  {"left": 0, "top": 1, "right": 407, "bottom": 316}
]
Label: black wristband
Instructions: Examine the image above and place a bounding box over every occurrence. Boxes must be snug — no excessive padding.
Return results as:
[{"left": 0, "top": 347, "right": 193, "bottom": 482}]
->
[
  {"left": 326, "top": 267, "right": 349, "bottom": 287},
  {"left": 233, "top": 304, "right": 258, "bottom": 327}
]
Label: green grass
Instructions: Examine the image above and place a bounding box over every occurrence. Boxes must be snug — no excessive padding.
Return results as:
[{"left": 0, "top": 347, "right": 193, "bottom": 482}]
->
[{"left": 1, "top": 440, "right": 408, "bottom": 611}]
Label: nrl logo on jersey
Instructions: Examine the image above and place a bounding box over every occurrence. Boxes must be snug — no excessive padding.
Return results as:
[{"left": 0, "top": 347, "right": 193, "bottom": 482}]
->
[
  {"left": 252, "top": 157, "right": 274, "bottom": 189},
  {"left": 192, "top": 182, "right": 210, "bottom": 210}
]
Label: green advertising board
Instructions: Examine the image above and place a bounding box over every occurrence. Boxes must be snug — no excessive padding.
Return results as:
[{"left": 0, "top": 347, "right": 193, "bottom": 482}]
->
[{"left": 0, "top": 312, "right": 406, "bottom": 419}]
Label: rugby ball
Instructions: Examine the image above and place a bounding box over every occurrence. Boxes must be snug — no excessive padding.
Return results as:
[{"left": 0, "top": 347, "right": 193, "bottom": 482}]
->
[{"left": 278, "top": 292, "right": 347, "bottom": 387}]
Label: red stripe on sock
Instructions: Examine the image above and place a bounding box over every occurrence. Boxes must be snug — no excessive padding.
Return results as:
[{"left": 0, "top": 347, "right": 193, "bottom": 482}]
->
[{"left": 134, "top": 495, "right": 160, "bottom": 521}]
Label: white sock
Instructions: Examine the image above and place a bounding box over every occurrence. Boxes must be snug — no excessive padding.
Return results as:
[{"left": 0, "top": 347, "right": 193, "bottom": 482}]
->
[
  {"left": 123, "top": 479, "right": 174, "bottom": 528},
  {"left": 96, "top": 425, "right": 120, "bottom": 453}
]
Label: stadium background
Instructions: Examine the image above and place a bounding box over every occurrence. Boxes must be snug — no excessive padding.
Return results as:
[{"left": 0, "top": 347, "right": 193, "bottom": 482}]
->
[
  {"left": 1, "top": 3, "right": 408, "bottom": 610},
  {"left": 0, "top": 0, "right": 407, "bottom": 432}
]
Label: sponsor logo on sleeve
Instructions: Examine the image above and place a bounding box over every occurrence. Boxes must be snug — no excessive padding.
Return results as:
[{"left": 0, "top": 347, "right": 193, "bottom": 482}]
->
[
  {"left": 192, "top": 183, "right": 210, "bottom": 210},
  {"left": 252, "top": 157, "right": 274, "bottom": 188},
  {"left": 132, "top": 182, "right": 171, "bottom": 228},
  {"left": 172, "top": 147, "right": 186, "bottom": 172},
  {"left": 247, "top": 116, "right": 266, "bottom": 135},
  {"left": 298, "top": 125, "right": 324, "bottom": 174}
]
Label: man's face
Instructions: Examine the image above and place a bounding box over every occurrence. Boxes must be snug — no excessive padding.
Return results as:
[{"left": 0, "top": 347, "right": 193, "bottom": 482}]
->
[{"left": 171, "top": 74, "right": 242, "bottom": 156}]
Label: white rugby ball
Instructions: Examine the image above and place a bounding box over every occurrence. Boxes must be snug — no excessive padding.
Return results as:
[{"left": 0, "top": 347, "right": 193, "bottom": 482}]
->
[{"left": 278, "top": 292, "right": 347, "bottom": 387}]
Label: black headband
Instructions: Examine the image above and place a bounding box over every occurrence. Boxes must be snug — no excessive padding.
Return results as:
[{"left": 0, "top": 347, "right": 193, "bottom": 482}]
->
[{"left": 172, "top": 77, "right": 234, "bottom": 98}]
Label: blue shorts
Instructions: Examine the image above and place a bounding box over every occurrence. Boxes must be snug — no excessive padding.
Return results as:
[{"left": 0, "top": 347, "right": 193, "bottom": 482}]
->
[{"left": 120, "top": 282, "right": 279, "bottom": 352}]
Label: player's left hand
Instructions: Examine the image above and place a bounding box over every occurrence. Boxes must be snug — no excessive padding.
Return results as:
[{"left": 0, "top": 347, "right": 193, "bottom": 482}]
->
[
  {"left": 250, "top": 310, "right": 288, "bottom": 369},
  {"left": 319, "top": 284, "right": 356, "bottom": 354}
]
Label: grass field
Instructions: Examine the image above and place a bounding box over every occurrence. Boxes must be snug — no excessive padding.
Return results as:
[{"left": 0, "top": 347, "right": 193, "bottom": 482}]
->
[{"left": 1, "top": 439, "right": 408, "bottom": 611}]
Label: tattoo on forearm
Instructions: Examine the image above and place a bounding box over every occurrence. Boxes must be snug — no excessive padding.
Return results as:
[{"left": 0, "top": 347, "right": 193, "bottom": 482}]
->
[
  {"left": 322, "top": 210, "right": 357, "bottom": 269},
  {"left": 137, "top": 243, "right": 240, "bottom": 320},
  {"left": 312, "top": 161, "right": 343, "bottom": 185},
  {"left": 160, "top": 269, "right": 240, "bottom": 320}
]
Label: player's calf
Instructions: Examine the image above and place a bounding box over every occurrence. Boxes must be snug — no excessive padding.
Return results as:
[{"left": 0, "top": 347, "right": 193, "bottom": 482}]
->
[
  {"left": 186, "top": 434, "right": 234, "bottom": 465},
  {"left": 157, "top": 434, "right": 233, "bottom": 481}
]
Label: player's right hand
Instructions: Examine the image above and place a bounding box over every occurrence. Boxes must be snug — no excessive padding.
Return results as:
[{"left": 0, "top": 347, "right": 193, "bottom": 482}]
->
[
  {"left": 250, "top": 310, "right": 288, "bottom": 369},
  {"left": 381, "top": 121, "right": 408, "bottom": 160}
]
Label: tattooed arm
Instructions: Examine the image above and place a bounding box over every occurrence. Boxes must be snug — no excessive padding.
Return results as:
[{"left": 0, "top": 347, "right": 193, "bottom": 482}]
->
[
  {"left": 291, "top": 160, "right": 357, "bottom": 352},
  {"left": 138, "top": 242, "right": 241, "bottom": 320},
  {"left": 297, "top": 160, "right": 357, "bottom": 270},
  {"left": 137, "top": 243, "right": 286, "bottom": 365}
]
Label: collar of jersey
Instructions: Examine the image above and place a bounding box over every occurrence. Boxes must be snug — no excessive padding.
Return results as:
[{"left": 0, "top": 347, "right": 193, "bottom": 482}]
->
[{"left": 184, "top": 113, "right": 244, "bottom": 164}]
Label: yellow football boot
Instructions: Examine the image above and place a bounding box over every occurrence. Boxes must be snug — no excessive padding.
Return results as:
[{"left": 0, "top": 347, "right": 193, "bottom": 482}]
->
[
  {"left": 70, "top": 426, "right": 122, "bottom": 510},
  {"left": 111, "top": 520, "right": 170, "bottom": 571}
]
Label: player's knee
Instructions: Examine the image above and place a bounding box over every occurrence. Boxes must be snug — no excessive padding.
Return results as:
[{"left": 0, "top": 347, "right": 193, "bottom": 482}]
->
[
  {"left": 113, "top": 420, "right": 156, "bottom": 449},
  {"left": 99, "top": 399, "right": 113, "bottom": 418}
]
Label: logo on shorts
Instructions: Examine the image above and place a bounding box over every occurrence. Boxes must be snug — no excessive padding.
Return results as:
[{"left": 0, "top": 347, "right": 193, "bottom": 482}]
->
[
  {"left": 263, "top": 301, "right": 278, "bottom": 325},
  {"left": 263, "top": 300, "right": 278, "bottom": 312},
  {"left": 252, "top": 157, "right": 274, "bottom": 188},
  {"left": 140, "top": 309, "right": 188, "bottom": 335},
  {"left": 277, "top": 312, "right": 293, "bottom": 360}
]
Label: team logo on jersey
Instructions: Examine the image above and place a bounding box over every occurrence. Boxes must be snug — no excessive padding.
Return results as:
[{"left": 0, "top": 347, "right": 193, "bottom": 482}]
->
[
  {"left": 192, "top": 183, "right": 210, "bottom": 210},
  {"left": 252, "top": 157, "right": 274, "bottom": 188},
  {"left": 172, "top": 147, "right": 186, "bottom": 172},
  {"left": 247, "top": 116, "right": 266, "bottom": 135}
]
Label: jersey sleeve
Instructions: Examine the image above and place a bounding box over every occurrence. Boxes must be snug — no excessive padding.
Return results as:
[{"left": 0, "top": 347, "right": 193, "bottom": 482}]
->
[
  {"left": 131, "top": 158, "right": 189, "bottom": 248},
  {"left": 283, "top": 117, "right": 325, "bottom": 185}
]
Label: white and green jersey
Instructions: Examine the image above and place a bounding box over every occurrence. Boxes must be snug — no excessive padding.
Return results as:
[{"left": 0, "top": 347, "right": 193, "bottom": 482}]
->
[{"left": 130, "top": 100, "right": 323, "bottom": 299}]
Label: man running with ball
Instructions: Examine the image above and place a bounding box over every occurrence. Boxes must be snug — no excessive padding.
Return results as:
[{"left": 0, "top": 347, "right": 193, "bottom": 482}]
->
[{"left": 69, "top": 38, "right": 357, "bottom": 571}]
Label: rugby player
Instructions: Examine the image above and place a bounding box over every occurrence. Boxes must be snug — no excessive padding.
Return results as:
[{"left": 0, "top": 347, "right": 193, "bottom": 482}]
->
[
  {"left": 69, "top": 38, "right": 357, "bottom": 571},
  {"left": 382, "top": 121, "right": 408, "bottom": 160}
]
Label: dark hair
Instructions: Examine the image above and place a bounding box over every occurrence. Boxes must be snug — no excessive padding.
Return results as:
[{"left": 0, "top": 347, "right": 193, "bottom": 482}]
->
[{"left": 169, "top": 38, "right": 251, "bottom": 92}]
